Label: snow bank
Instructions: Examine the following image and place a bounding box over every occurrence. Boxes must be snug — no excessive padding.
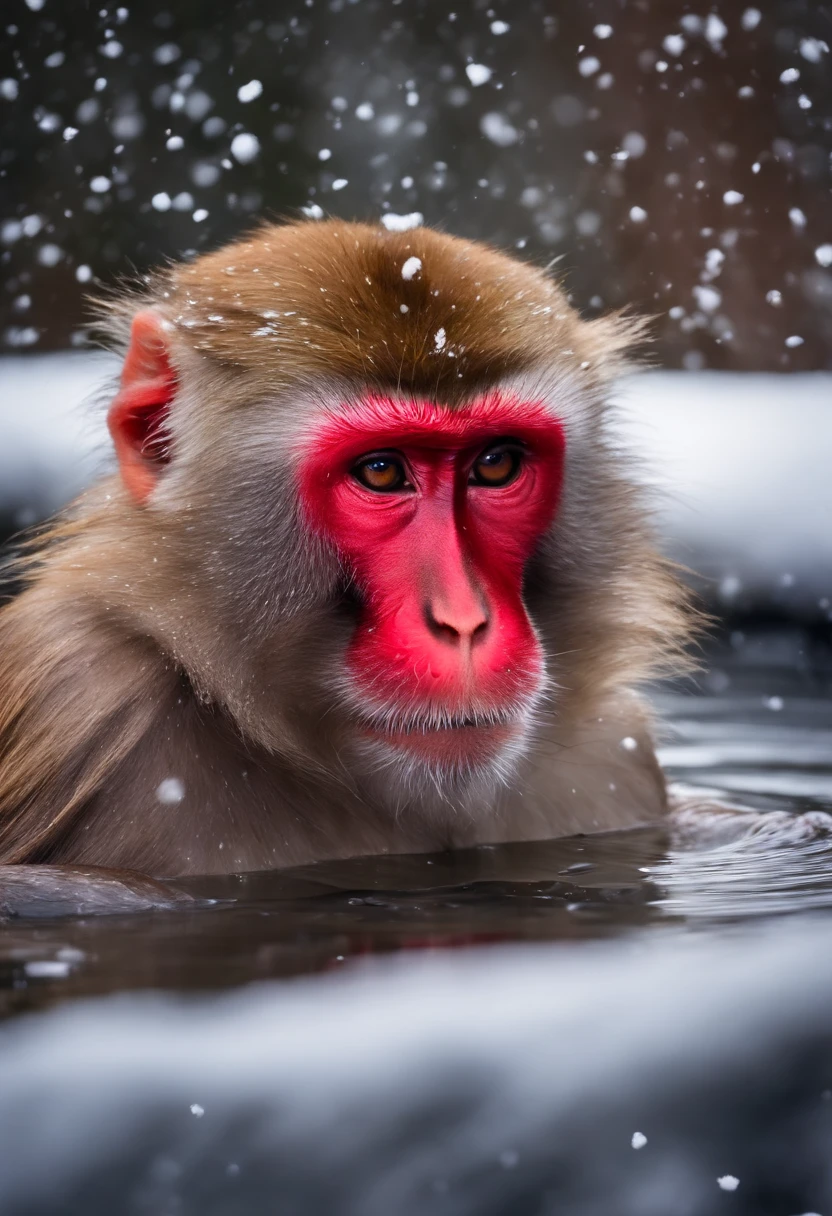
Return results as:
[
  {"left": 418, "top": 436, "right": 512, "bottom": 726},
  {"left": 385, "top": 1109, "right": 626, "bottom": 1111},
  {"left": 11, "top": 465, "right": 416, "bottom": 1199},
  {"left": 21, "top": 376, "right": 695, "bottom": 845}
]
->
[
  {"left": 1, "top": 920, "right": 831, "bottom": 1214},
  {"left": 614, "top": 371, "right": 832, "bottom": 615},
  {"left": 0, "top": 352, "right": 114, "bottom": 525}
]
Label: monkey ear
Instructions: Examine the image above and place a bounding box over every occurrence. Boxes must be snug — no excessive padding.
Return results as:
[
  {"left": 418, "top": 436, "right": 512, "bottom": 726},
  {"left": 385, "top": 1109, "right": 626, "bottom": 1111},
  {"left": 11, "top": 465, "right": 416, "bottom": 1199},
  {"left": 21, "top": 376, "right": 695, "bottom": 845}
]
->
[{"left": 107, "top": 310, "right": 176, "bottom": 504}]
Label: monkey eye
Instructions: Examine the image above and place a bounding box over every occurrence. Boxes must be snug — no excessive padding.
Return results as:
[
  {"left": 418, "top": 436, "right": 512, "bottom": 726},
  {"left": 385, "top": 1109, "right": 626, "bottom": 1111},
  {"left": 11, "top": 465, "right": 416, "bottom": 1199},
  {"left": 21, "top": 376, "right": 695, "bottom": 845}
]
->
[
  {"left": 470, "top": 441, "right": 523, "bottom": 488},
  {"left": 352, "top": 452, "right": 410, "bottom": 493}
]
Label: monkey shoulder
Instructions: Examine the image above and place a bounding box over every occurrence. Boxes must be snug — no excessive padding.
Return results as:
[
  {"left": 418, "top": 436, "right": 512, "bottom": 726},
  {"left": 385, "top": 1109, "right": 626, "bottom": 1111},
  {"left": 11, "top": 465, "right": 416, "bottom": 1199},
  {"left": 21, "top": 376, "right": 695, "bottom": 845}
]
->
[
  {"left": 476, "top": 695, "right": 666, "bottom": 845},
  {"left": 0, "top": 584, "right": 179, "bottom": 865}
]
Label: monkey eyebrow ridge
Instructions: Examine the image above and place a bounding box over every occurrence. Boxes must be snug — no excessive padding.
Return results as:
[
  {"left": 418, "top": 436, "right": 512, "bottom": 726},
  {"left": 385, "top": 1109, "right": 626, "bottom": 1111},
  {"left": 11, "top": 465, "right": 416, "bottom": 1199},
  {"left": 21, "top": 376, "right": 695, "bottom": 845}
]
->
[{"left": 308, "top": 390, "right": 565, "bottom": 454}]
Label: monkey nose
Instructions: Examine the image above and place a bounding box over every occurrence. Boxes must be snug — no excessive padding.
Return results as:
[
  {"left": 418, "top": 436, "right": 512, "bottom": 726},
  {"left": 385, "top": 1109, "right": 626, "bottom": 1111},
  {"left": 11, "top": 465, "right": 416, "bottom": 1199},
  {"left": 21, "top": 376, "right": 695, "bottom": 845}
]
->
[{"left": 424, "top": 595, "right": 489, "bottom": 651}]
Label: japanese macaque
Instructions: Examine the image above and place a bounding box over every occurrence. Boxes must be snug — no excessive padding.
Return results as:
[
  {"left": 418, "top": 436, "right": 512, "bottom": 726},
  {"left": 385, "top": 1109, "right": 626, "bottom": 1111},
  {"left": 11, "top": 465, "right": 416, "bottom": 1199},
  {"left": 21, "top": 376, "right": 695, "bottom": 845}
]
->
[{"left": 0, "top": 219, "right": 691, "bottom": 878}]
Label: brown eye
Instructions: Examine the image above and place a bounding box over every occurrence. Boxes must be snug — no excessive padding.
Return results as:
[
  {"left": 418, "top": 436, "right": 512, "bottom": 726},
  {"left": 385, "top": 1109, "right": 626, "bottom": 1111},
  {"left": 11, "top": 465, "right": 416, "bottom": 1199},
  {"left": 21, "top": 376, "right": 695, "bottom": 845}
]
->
[
  {"left": 471, "top": 443, "right": 522, "bottom": 488},
  {"left": 352, "top": 453, "right": 408, "bottom": 493}
]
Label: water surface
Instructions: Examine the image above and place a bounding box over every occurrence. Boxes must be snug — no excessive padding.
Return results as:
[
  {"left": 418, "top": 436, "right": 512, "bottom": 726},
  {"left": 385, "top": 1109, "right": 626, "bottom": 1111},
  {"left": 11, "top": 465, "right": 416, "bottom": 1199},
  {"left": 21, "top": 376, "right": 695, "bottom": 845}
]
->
[{"left": 2, "top": 625, "right": 830, "bottom": 1019}]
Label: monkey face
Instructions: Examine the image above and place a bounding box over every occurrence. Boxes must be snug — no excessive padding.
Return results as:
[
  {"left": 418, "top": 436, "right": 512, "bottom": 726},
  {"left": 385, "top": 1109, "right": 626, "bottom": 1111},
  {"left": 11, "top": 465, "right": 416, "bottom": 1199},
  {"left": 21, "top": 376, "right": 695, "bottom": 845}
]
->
[{"left": 299, "top": 391, "right": 565, "bottom": 777}]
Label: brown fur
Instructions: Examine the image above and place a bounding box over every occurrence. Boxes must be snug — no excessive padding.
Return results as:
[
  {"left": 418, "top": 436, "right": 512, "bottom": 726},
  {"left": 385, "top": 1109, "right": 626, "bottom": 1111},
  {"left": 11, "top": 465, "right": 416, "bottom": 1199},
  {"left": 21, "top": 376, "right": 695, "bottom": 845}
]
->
[{"left": 0, "top": 220, "right": 693, "bottom": 876}]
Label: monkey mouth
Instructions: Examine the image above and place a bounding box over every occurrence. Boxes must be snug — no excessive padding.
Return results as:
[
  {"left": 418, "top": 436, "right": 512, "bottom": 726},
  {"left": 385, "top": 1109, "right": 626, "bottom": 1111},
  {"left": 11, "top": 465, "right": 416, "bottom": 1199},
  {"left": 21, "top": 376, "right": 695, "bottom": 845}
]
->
[
  {"left": 357, "top": 708, "right": 526, "bottom": 764},
  {"left": 360, "top": 708, "right": 517, "bottom": 735}
]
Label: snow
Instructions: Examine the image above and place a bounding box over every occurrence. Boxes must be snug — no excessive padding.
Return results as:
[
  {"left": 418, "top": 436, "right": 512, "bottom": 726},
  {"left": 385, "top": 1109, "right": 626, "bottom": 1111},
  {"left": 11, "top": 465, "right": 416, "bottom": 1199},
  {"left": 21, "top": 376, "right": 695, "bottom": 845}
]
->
[
  {"left": 229, "top": 132, "right": 260, "bottom": 163},
  {"left": 703, "top": 248, "right": 724, "bottom": 277},
  {"left": 153, "top": 43, "right": 181, "bottom": 66},
  {"left": 780, "top": 68, "right": 800, "bottom": 84},
  {"left": 800, "top": 37, "right": 828, "bottom": 62},
  {"left": 815, "top": 245, "right": 832, "bottom": 268},
  {"left": 693, "top": 286, "right": 721, "bottom": 312},
  {"left": 480, "top": 112, "right": 519, "bottom": 147},
  {"left": 723, "top": 190, "right": 744, "bottom": 205},
  {"left": 172, "top": 192, "right": 194, "bottom": 212},
  {"left": 788, "top": 207, "right": 807, "bottom": 228},
  {"left": 613, "top": 370, "right": 832, "bottom": 611},
  {"left": 465, "top": 63, "right": 492, "bottom": 87},
  {"left": 331, "top": 178, "right": 348, "bottom": 191},
  {"left": 165, "top": 134, "right": 184, "bottom": 150},
  {"left": 381, "top": 212, "right": 423, "bottom": 232},
  {"left": 89, "top": 176, "right": 112, "bottom": 193},
  {"left": 0, "top": 920, "right": 831, "bottom": 1212},
  {"left": 151, "top": 192, "right": 172, "bottom": 212},
  {"left": 156, "top": 778, "right": 185, "bottom": 805},
  {"left": 629, "top": 206, "right": 647, "bottom": 223},
  {"left": 593, "top": 24, "right": 613, "bottom": 39},
  {"left": 433, "top": 327, "right": 446, "bottom": 351},
  {"left": 3, "top": 328, "right": 38, "bottom": 349},
  {"left": 631, "top": 1132, "right": 647, "bottom": 1149},
  {"left": 23, "top": 961, "right": 72, "bottom": 978},
  {"left": 704, "top": 14, "right": 728, "bottom": 46},
  {"left": 578, "top": 57, "right": 600, "bottom": 78},
  {"left": 490, "top": 20, "right": 509, "bottom": 35},
  {"left": 37, "top": 244, "right": 62, "bottom": 267},
  {"left": 785, "top": 336, "right": 804, "bottom": 348},
  {"left": 401, "top": 256, "right": 422, "bottom": 280},
  {"left": 236, "top": 80, "right": 263, "bottom": 103},
  {"left": 355, "top": 102, "right": 374, "bottom": 120},
  {"left": 741, "top": 8, "right": 762, "bottom": 30}
]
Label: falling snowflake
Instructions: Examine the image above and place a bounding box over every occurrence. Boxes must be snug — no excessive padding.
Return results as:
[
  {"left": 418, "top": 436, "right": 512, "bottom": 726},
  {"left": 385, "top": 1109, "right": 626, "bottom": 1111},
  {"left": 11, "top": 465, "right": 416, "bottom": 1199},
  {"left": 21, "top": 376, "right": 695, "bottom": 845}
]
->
[{"left": 466, "top": 63, "right": 492, "bottom": 86}]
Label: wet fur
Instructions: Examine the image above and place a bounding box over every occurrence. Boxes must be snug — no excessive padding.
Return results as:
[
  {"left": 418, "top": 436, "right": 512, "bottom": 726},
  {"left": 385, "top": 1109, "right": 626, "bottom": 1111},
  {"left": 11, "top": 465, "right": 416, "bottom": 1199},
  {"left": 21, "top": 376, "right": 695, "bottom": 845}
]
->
[{"left": 0, "top": 220, "right": 692, "bottom": 874}]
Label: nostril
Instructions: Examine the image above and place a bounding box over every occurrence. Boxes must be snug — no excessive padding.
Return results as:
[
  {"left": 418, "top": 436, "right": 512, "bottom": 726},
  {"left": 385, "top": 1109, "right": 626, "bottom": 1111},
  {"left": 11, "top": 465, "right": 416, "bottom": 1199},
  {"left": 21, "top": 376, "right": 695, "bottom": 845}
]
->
[{"left": 424, "top": 600, "right": 490, "bottom": 647}]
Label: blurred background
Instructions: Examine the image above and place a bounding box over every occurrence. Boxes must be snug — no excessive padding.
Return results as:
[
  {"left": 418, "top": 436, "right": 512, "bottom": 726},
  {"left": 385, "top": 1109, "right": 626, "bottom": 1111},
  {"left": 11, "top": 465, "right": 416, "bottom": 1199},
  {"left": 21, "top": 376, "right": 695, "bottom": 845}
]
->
[{"left": 1, "top": 0, "right": 831, "bottom": 620}]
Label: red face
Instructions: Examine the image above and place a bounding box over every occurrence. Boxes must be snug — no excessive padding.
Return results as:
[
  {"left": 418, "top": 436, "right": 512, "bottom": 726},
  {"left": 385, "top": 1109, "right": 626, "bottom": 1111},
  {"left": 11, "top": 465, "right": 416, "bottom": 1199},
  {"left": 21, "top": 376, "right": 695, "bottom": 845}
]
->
[{"left": 299, "top": 392, "right": 565, "bottom": 769}]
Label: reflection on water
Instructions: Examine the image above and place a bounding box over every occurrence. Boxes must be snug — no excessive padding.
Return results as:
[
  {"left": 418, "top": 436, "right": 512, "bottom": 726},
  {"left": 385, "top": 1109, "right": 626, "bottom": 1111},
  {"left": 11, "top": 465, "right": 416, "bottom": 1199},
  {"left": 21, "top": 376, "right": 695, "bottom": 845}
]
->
[{"left": 1, "top": 627, "right": 830, "bottom": 1018}]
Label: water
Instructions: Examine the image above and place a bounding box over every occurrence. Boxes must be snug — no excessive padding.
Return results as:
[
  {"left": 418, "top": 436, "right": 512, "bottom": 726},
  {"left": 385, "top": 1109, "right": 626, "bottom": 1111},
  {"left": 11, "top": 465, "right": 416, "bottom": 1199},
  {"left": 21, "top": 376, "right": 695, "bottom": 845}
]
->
[{"left": 0, "top": 626, "right": 829, "bottom": 1020}]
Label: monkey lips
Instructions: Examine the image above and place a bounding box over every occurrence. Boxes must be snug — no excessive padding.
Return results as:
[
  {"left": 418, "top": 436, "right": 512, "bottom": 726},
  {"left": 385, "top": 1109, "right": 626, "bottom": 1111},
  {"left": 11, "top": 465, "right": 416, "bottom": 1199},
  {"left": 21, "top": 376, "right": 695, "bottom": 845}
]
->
[{"left": 357, "top": 706, "right": 532, "bottom": 769}]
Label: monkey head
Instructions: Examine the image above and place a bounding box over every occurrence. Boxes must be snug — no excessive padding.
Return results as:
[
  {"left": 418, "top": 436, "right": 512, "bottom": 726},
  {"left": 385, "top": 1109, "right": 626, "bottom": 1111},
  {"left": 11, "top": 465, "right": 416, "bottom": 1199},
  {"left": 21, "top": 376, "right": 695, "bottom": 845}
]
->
[{"left": 101, "top": 220, "right": 674, "bottom": 809}]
